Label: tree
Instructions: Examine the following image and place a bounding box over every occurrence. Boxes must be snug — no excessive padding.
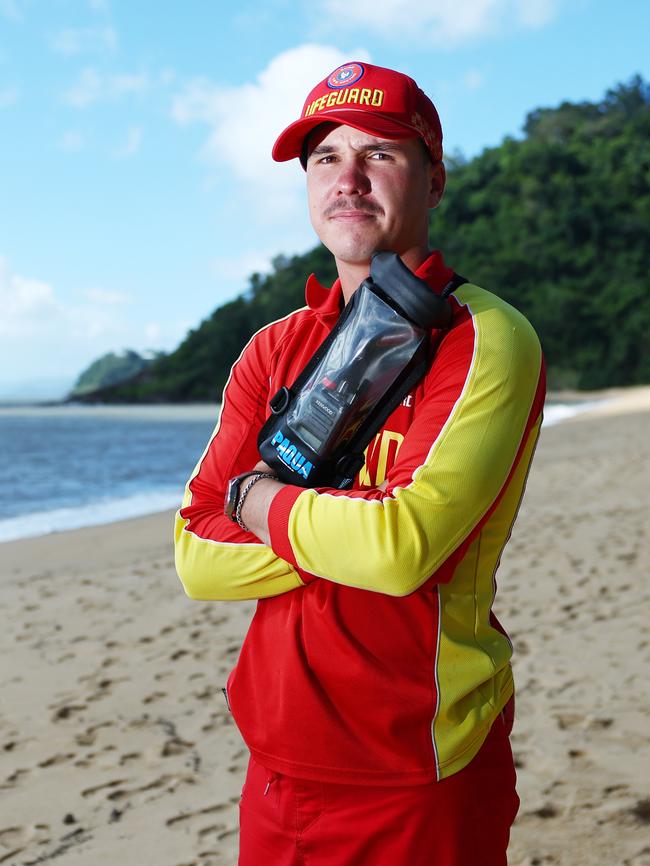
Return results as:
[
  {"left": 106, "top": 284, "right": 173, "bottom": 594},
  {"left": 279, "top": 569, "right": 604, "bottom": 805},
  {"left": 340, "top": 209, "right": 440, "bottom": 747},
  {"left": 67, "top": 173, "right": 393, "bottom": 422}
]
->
[{"left": 82, "top": 76, "right": 650, "bottom": 401}]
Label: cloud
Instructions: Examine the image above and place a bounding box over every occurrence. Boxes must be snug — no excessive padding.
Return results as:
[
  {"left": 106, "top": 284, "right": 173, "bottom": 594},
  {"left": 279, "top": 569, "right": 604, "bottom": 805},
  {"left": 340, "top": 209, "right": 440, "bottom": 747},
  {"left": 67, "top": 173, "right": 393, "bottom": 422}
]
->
[
  {"left": 211, "top": 251, "right": 276, "bottom": 287},
  {"left": 50, "top": 26, "right": 117, "bottom": 56},
  {"left": 172, "top": 44, "right": 368, "bottom": 235},
  {"left": 462, "top": 69, "right": 486, "bottom": 91},
  {"left": 62, "top": 67, "right": 149, "bottom": 108},
  {"left": 112, "top": 125, "right": 143, "bottom": 158},
  {"left": 144, "top": 322, "right": 161, "bottom": 344},
  {"left": 57, "top": 130, "right": 86, "bottom": 152},
  {"left": 0, "top": 256, "right": 176, "bottom": 381},
  {"left": 513, "top": 0, "right": 558, "bottom": 26},
  {"left": 0, "top": 256, "right": 127, "bottom": 341},
  {"left": 170, "top": 44, "right": 370, "bottom": 262},
  {"left": 0, "top": 85, "right": 19, "bottom": 108},
  {"left": 0, "top": 258, "right": 58, "bottom": 329},
  {"left": 171, "top": 44, "right": 368, "bottom": 221},
  {"left": 0, "top": 0, "right": 22, "bottom": 21},
  {"left": 62, "top": 68, "right": 102, "bottom": 107},
  {"left": 316, "top": 0, "right": 560, "bottom": 44},
  {"left": 84, "top": 288, "right": 131, "bottom": 304}
]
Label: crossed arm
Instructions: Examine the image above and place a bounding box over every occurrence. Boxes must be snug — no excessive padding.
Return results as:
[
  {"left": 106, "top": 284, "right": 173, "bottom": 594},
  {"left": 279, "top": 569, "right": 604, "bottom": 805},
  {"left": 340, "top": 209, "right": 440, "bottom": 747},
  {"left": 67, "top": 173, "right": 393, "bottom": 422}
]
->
[{"left": 174, "top": 284, "right": 545, "bottom": 602}]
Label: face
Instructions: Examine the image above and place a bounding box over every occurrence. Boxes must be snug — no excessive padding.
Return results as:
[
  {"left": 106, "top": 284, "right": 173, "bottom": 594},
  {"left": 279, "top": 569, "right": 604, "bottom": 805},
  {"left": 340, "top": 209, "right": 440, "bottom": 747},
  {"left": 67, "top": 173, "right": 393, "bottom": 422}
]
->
[{"left": 305, "top": 123, "right": 445, "bottom": 269}]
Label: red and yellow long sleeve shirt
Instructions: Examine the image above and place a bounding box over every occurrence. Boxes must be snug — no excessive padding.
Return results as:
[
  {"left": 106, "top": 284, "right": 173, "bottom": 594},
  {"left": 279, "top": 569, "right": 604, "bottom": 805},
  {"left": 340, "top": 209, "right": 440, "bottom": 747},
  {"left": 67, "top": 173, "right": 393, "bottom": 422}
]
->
[{"left": 175, "top": 251, "right": 546, "bottom": 785}]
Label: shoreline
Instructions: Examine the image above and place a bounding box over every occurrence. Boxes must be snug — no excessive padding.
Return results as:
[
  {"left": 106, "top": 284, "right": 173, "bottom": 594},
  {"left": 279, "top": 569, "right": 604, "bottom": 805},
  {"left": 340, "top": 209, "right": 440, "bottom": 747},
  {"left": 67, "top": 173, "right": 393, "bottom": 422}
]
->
[
  {"left": 0, "top": 402, "right": 221, "bottom": 419},
  {"left": 0, "top": 492, "right": 184, "bottom": 546},
  {"left": 0, "top": 508, "right": 178, "bottom": 574},
  {"left": 2, "top": 386, "right": 649, "bottom": 546},
  {"left": 1, "top": 384, "right": 648, "bottom": 413}
]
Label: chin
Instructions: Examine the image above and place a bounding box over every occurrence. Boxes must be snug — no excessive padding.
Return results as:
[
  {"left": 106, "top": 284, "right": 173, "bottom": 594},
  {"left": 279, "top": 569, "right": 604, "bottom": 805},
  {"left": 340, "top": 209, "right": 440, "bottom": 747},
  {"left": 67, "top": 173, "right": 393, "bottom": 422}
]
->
[{"left": 328, "top": 238, "right": 383, "bottom": 266}]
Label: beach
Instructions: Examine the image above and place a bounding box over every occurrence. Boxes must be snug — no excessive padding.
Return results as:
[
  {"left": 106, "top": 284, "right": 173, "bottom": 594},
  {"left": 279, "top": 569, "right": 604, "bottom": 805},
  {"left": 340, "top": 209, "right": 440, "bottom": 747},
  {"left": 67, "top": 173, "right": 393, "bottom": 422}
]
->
[{"left": 1, "top": 389, "right": 649, "bottom": 866}]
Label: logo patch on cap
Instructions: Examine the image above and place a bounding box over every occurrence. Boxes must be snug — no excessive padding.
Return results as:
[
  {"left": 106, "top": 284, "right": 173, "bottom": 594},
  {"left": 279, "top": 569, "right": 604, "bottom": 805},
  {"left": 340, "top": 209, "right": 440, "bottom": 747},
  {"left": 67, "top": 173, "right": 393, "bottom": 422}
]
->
[{"left": 327, "top": 63, "right": 364, "bottom": 89}]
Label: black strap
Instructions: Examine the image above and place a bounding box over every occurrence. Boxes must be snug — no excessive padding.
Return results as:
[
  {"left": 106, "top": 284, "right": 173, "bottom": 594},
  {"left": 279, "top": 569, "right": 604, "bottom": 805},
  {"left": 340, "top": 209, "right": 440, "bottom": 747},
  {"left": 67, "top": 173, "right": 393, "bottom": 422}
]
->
[{"left": 441, "top": 272, "right": 468, "bottom": 299}]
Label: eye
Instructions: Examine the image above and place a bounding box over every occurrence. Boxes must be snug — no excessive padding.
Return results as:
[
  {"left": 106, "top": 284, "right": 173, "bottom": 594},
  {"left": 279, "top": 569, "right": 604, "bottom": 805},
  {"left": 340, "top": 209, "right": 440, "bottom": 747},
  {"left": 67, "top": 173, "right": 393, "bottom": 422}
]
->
[
  {"left": 309, "top": 153, "right": 337, "bottom": 167},
  {"left": 369, "top": 151, "right": 392, "bottom": 161}
]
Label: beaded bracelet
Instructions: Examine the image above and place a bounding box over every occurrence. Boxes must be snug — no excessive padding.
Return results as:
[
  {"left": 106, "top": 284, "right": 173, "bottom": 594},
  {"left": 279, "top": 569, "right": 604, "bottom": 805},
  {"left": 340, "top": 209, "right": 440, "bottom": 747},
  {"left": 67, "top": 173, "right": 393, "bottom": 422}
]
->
[{"left": 235, "top": 472, "right": 277, "bottom": 532}]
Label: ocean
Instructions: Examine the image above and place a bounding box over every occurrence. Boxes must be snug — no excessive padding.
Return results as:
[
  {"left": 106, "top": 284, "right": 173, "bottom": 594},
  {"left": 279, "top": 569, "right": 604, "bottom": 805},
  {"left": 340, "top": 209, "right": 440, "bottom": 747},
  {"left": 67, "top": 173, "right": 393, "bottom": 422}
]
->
[
  {"left": 0, "top": 399, "right": 606, "bottom": 544},
  {"left": 0, "top": 404, "right": 218, "bottom": 543}
]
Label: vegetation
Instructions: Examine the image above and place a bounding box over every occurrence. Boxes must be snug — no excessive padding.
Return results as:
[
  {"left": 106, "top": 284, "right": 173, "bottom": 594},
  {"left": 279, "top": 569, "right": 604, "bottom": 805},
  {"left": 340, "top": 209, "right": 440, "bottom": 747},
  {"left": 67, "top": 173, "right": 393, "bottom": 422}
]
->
[
  {"left": 430, "top": 75, "right": 650, "bottom": 389},
  {"left": 70, "top": 350, "right": 158, "bottom": 397},
  {"left": 78, "top": 76, "right": 650, "bottom": 402}
]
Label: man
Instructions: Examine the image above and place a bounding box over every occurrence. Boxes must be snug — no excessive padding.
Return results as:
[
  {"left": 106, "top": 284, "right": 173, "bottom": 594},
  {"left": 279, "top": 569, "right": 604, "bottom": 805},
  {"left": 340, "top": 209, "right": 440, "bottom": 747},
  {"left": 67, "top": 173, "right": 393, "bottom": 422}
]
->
[{"left": 175, "top": 61, "right": 545, "bottom": 865}]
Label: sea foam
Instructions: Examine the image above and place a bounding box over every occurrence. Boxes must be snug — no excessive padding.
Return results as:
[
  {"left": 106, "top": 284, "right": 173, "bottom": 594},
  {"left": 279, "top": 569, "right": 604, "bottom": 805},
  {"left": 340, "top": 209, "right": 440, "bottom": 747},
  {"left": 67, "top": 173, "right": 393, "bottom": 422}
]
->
[{"left": 0, "top": 488, "right": 182, "bottom": 543}]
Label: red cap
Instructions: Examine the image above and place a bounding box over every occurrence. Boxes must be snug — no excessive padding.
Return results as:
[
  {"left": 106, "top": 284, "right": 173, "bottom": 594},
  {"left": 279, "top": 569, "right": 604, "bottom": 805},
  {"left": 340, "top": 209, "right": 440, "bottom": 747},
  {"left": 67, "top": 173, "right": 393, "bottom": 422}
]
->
[{"left": 272, "top": 61, "right": 443, "bottom": 166}]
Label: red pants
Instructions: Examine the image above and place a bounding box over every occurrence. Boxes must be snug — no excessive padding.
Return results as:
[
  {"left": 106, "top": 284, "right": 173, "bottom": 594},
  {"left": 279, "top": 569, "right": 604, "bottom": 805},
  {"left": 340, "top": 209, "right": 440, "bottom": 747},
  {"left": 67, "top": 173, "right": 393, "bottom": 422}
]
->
[{"left": 238, "top": 707, "right": 519, "bottom": 866}]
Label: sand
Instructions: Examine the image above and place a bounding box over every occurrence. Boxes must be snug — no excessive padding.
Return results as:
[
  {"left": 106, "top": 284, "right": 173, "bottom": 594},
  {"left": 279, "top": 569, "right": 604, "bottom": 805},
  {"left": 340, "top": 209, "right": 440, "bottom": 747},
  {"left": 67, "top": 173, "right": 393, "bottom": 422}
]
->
[{"left": 1, "top": 389, "right": 649, "bottom": 866}]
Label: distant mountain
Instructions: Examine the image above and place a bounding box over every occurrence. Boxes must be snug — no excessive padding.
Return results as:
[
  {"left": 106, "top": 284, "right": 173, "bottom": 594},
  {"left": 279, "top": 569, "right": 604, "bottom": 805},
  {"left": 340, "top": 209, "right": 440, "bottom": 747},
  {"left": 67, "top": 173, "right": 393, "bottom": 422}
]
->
[{"left": 69, "top": 350, "right": 163, "bottom": 398}]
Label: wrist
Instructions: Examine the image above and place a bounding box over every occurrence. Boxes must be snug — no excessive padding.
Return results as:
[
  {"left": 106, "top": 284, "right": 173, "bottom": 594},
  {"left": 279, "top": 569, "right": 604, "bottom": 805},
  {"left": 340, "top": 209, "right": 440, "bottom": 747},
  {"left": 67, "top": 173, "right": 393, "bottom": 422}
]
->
[
  {"left": 235, "top": 472, "right": 277, "bottom": 532},
  {"left": 225, "top": 471, "right": 277, "bottom": 532}
]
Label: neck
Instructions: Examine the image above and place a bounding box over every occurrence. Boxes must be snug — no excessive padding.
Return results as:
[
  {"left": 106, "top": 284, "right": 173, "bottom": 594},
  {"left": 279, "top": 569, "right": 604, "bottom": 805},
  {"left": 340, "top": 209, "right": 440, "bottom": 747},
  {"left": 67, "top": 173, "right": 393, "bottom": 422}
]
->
[{"left": 336, "top": 245, "right": 432, "bottom": 304}]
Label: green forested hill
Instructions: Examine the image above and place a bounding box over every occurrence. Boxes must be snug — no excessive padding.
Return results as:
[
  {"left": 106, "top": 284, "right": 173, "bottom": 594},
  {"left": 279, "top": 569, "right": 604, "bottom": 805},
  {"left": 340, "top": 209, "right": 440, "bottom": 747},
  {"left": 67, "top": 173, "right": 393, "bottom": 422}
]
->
[
  {"left": 80, "top": 76, "right": 650, "bottom": 402},
  {"left": 430, "top": 76, "right": 650, "bottom": 388},
  {"left": 70, "top": 350, "right": 157, "bottom": 396}
]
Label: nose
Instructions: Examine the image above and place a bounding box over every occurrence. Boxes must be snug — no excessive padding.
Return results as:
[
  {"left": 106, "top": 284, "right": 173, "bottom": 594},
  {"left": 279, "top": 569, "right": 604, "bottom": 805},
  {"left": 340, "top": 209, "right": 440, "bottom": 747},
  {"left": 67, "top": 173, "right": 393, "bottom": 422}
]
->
[{"left": 335, "top": 158, "right": 371, "bottom": 196}]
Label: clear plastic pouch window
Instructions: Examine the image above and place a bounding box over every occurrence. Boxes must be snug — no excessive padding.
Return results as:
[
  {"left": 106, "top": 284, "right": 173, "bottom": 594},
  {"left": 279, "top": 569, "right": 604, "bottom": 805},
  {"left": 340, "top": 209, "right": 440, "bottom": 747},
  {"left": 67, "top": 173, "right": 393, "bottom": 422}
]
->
[{"left": 287, "top": 285, "right": 423, "bottom": 455}]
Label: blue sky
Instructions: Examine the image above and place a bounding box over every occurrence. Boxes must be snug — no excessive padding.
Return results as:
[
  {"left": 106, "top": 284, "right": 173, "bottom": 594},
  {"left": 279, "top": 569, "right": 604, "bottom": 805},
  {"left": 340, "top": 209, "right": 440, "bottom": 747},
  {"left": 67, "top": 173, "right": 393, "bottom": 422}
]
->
[{"left": 1, "top": 0, "right": 649, "bottom": 397}]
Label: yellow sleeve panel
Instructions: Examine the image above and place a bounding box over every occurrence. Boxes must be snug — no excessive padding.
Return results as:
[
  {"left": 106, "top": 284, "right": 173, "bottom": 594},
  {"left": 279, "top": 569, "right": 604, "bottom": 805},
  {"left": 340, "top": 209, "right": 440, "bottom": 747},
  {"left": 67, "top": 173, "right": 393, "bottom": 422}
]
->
[
  {"left": 432, "top": 412, "right": 542, "bottom": 777},
  {"left": 280, "top": 285, "right": 543, "bottom": 596},
  {"left": 175, "top": 486, "right": 305, "bottom": 602},
  {"left": 174, "top": 511, "right": 305, "bottom": 600}
]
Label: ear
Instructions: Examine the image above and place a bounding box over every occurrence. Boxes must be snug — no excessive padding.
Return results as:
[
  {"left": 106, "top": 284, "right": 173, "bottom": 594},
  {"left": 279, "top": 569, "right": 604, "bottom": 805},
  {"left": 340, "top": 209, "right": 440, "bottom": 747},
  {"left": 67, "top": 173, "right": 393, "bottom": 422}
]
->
[{"left": 428, "top": 161, "right": 446, "bottom": 208}]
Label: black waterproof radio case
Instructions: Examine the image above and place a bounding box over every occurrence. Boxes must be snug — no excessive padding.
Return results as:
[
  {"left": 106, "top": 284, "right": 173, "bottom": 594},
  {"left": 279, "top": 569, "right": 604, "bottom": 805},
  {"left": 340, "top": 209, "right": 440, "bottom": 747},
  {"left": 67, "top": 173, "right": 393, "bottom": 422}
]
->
[{"left": 258, "top": 251, "right": 455, "bottom": 489}]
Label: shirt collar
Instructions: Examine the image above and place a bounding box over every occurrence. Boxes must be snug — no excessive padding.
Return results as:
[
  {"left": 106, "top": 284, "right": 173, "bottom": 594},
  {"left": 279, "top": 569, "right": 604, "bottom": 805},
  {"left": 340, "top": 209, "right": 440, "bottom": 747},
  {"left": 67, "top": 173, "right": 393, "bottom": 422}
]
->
[{"left": 305, "top": 250, "right": 453, "bottom": 323}]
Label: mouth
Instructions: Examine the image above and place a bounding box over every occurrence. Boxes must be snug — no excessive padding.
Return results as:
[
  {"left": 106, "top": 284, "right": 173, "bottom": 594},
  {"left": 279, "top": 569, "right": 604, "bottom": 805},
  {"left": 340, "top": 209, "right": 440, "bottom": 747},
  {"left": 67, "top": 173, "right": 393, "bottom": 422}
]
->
[
  {"left": 324, "top": 200, "right": 382, "bottom": 221},
  {"left": 329, "top": 210, "right": 376, "bottom": 221}
]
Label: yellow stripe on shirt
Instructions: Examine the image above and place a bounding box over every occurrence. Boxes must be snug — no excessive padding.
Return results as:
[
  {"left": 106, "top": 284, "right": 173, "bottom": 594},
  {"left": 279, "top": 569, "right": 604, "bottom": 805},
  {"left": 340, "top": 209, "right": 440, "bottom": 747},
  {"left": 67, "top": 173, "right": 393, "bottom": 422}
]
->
[
  {"left": 432, "top": 412, "right": 542, "bottom": 778},
  {"left": 281, "top": 285, "right": 543, "bottom": 596}
]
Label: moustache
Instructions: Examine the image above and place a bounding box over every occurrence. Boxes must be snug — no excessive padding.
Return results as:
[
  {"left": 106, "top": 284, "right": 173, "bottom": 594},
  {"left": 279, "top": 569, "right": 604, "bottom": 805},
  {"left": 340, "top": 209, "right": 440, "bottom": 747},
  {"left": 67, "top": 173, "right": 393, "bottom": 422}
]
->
[{"left": 324, "top": 199, "right": 383, "bottom": 218}]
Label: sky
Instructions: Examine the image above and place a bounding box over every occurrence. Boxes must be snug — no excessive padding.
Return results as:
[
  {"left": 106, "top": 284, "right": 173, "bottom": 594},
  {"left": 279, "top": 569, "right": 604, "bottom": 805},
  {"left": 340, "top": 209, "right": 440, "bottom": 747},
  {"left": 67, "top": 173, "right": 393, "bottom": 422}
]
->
[{"left": 1, "top": 0, "right": 649, "bottom": 398}]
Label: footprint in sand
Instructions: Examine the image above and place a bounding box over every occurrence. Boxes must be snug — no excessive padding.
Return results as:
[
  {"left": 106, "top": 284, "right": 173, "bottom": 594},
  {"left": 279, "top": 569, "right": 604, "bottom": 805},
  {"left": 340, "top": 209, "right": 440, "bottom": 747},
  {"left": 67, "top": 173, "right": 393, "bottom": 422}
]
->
[
  {"left": 143, "top": 690, "right": 168, "bottom": 704},
  {"left": 161, "top": 736, "right": 195, "bottom": 757},
  {"left": 1, "top": 767, "right": 30, "bottom": 788},
  {"left": 75, "top": 720, "right": 114, "bottom": 747},
  {"left": 166, "top": 803, "right": 238, "bottom": 855},
  {"left": 0, "top": 823, "right": 51, "bottom": 863},
  {"left": 166, "top": 802, "right": 229, "bottom": 828},
  {"left": 228, "top": 748, "right": 248, "bottom": 774},
  {"left": 38, "top": 752, "right": 76, "bottom": 768},
  {"left": 80, "top": 772, "right": 196, "bottom": 809},
  {"left": 118, "top": 752, "right": 141, "bottom": 766},
  {"left": 50, "top": 702, "right": 87, "bottom": 722},
  {"left": 81, "top": 778, "right": 130, "bottom": 799}
]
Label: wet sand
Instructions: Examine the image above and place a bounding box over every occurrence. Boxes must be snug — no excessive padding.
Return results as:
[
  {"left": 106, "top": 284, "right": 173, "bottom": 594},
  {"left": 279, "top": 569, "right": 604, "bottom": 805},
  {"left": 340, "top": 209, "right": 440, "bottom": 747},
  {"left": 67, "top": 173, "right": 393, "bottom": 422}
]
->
[{"left": 1, "top": 389, "right": 649, "bottom": 865}]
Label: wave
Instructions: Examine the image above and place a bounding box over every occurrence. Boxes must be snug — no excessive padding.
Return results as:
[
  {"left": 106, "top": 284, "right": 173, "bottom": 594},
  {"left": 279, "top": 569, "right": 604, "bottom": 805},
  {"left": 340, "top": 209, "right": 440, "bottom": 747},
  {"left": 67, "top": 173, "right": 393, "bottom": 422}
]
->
[
  {"left": 0, "top": 488, "right": 182, "bottom": 544},
  {"left": 543, "top": 399, "right": 609, "bottom": 427},
  {"left": 0, "top": 399, "right": 611, "bottom": 544}
]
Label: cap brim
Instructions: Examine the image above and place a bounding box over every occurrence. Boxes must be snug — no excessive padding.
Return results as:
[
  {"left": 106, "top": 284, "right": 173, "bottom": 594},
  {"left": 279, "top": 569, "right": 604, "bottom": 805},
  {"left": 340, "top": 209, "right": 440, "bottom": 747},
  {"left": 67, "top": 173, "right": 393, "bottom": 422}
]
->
[{"left": 272, "top": 109, "right": 418, "bottom": 163}]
